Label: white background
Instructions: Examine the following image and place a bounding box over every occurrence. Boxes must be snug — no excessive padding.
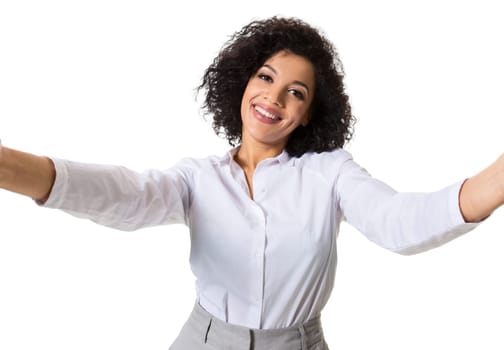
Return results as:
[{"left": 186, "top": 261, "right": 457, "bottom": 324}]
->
[{"left": 1, "top": 0, "right": 503, "bottom": 349}]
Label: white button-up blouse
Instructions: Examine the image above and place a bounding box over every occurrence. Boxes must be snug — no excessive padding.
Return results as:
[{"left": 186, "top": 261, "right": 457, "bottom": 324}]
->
[{"left": 41, "top": 148, "right": 478, "bottom": 329}]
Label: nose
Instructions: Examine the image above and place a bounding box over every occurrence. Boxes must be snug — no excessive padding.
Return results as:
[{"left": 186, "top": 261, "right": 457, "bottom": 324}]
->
[{"left": 263, "top": 87, "right": 284, "bottom": 107}]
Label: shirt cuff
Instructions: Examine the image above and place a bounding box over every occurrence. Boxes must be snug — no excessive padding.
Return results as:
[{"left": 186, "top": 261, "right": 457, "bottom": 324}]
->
[
  {"left": 35, "top": 157, "right": 70, "bottom": 209},
  {"left": 435, "top": 179, "right": 481, "bottom": 248},
  {"left": 450, "top": 179, "right": 482, "bottom": 227},
  {"left": 396, "top": 179, "right": 481, "bottom": 255}
]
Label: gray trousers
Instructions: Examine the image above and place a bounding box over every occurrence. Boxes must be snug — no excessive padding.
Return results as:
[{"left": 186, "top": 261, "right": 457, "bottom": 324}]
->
[{"left": 169, "top": 302, "right": 329, "bottom": 350}]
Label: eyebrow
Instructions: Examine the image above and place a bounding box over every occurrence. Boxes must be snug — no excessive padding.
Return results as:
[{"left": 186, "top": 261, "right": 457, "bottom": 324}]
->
[{"left": 262, "top": 64, "right": 311, "bottom": 93}]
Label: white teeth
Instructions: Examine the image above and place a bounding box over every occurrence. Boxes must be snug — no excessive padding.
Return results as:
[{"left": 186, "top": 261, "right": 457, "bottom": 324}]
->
[{"left": 254, "top": 105, "right": 279, "bottom": 120}]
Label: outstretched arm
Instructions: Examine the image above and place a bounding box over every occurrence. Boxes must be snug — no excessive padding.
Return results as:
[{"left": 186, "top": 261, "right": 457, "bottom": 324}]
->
[
  {"left": 0, "top": 139, "right": 193, "bottom": 231},
  {"left": 0, "top": 141, "right": 56, "bottom": 202},
  {"left": 459, "top": 154, "right": 504, "bottom": 223}
]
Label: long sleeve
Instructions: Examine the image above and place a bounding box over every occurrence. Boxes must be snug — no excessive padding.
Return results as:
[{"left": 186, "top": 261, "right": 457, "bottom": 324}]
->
[
  {"left": 337, "top": 157, "right": 480, "bottom": 255},
  {"left": 39, "top": 158, "right": 194, "bottom": 231}
]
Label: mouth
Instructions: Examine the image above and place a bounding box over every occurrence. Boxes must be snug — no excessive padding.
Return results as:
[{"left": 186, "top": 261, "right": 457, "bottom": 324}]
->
[{"left": 253, "top": 104, "right": 282, "bottom": 121}]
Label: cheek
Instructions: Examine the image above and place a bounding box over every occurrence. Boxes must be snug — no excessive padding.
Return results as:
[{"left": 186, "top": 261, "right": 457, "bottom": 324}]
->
[
  {"left": 292, "top": 105, "right": 310, "bottom": 124},
  {"left": 297, "top": 98, "right": 313, "bottom": 123},
  {"left": 240, "top": 83, "right": 262, "bottom": 118},
  {"left": 240, "top": 94, "right": 250, "bottom": 121},
  {"left": 240, "top": 88, "right": 251, "bottom": 115},
  {"left": 242, "top": 82, "right": 260, "bottom": 101}
]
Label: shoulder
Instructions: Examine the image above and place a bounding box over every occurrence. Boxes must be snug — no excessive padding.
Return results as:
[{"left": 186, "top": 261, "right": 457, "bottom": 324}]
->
[
  {"left": 293, "top": 148, "right": 353, "bottom": 171},
  {"left": 170, "top": 153, "right": 227, "bottom": 177},
  {"left": 288, "top": 148, "right": 354, "bottom": 185}
]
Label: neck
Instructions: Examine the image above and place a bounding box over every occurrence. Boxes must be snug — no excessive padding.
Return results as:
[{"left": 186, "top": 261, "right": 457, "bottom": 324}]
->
[{"left": 234, "top": 139, "right": 285, "bottom": 171}]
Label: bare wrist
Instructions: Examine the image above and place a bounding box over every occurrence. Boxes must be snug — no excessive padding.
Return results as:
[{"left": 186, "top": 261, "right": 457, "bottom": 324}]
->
[
  {"left": 0, "top": 140, "right": 8, "bottom": 189},
  {"left": 496, "top": 153, "right": 504, "bottom": 206}
]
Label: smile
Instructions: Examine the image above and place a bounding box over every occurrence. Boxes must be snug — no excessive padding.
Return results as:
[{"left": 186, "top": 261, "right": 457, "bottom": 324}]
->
[{"left": 253, "top": 104, "right": 282, "bottom": 121}]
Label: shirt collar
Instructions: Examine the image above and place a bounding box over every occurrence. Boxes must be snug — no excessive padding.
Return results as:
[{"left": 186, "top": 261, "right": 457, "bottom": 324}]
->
[{"left": 220, "top": 146, "right": 291, "bottom": 167}]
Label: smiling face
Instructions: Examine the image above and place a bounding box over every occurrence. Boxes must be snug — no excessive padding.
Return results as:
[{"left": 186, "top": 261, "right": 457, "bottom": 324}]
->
[{"left": 240, "top": 50, "right": 315, "bottom": 151}]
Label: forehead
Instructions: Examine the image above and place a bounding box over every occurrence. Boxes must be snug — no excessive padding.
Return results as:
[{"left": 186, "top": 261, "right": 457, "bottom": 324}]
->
[{"left": 263, "top": 51, "right": 315, "bottom": 87}]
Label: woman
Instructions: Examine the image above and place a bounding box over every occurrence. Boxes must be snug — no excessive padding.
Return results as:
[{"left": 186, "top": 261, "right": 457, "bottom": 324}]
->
[{"left": 0, "top": 17, "right": 501, "bottom": 350}]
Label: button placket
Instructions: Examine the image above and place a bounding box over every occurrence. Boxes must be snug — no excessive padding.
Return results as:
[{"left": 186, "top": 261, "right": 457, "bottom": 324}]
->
[
  {"left": 249, "top": 166, "right": 272, "bottom": 328},
  {"left": 249, "top": 204, "right": 266, "bottom": 325}
]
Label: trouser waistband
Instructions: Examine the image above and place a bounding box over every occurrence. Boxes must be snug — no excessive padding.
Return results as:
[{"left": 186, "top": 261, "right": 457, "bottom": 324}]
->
[{"left": 188, "top": 301, "right": 325, "bottom": 350}]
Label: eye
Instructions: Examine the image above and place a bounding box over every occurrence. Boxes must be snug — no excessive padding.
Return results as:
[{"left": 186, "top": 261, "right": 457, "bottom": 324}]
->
[
  {"left": 288, "top": 88, "right": 305, "bottom": 100},
  {"left": 257, "top": 73, "right": 273, "bottom": 82}
]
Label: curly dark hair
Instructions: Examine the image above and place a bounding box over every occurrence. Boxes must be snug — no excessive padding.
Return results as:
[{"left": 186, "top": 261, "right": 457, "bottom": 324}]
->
[{"left": 198, "top": 17, "right": 355, "bottom": 157}]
